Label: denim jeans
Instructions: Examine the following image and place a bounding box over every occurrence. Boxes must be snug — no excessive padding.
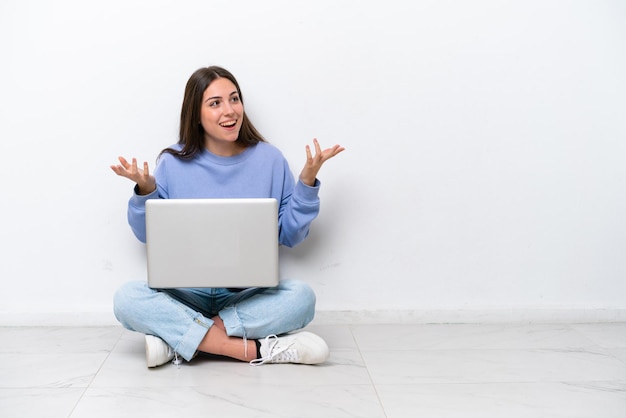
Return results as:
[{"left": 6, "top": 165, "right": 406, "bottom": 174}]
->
[{"left": 113, "top": 279, "right": 316, "bottom": 361}]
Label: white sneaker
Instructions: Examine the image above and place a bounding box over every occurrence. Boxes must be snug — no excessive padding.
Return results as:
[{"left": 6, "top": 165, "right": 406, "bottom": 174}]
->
[
  {"left": 251, "top": 332, "right": 329, "bottom": 365},
  {"left": 145, "top": 334, "right": 175, "bottom": 368}
]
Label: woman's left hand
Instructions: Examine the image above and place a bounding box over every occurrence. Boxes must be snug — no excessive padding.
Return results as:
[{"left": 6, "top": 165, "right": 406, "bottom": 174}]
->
[{"left": 299, "top": 138, "right": 345, "bottom": 186}]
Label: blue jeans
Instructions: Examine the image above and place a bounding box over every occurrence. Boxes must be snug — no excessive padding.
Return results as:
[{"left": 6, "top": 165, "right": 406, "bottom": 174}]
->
[{"left": 113, "top": 279, "right": 316, "bottom": 361}]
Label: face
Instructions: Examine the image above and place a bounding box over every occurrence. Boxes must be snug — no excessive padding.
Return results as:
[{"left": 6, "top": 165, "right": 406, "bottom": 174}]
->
[{"left": 200, "top": 77, "right": 244, "bottom": 155}]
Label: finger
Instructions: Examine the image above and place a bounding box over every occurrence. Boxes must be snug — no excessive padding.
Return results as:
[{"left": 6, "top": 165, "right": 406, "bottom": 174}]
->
[
  {"left": 331, "top": 145, "right": 345, "bottom": 156},
  {"left": 118, "top": 156, "right": 130, "bottom": 169},
  {"left": 130, "top": 158, "right": 140, "bottom": 174},
  {"left": 111, "top": 164, "right": 131, "bottom": 178},
  {"left": 313, "top": 138, "right": 322, "bottom": 156},
  {"left": 320, "top": 145, "right": 344, "bottom": 162},
  {"left": 143, "top": 161, "right": 150, "bottom": 176},
  {"left": 305, "top": 144, "right": 312, "bottom": 161}
]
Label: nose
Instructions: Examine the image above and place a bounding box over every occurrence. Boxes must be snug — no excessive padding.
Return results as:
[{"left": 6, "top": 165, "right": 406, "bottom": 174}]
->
[{"left": 222, "top": 101, "right": 234, "bottom": 115}]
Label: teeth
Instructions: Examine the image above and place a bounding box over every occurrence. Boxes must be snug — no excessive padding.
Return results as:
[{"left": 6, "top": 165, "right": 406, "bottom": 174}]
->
[{"left": 220, "top": 120, "right": 236, "bottom": 127}]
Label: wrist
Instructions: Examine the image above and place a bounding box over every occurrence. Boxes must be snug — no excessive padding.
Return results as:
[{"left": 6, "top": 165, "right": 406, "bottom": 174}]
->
[
  {"left": 135, "top": 184, "right": 156, "bottom": 196},
  {"left": 299, "top": 176, "right": 315, "bottom": 187},
  {"left": 299, "top": 177, "right": 320, "bottom": 188}
]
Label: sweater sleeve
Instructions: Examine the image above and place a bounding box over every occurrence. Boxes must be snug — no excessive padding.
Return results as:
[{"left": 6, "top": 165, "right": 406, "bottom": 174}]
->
[
  {"left": 278, "top": 172, "right": 321, "bottom": 248},
  {"left": 126, "top": 185, "right": 159, "bottom": 243},
  {"left": 126, "top": 156, "right": 170, "bottom": 243}
]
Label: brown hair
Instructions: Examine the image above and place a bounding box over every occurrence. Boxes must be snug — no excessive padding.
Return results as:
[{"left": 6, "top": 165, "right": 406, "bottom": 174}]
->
[{"left": 160, "top": 66, "right": 265, "bottom": 159}]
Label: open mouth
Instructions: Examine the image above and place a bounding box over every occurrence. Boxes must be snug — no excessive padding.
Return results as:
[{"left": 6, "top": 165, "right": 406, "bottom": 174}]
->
[{"left": 219, "top": 120, "right": 237, "bottom": 128}]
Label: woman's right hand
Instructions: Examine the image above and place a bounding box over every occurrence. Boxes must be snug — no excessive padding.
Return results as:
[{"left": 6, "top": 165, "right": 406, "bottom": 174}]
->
[{"left": 110, "top": 156, "right": 156, "bottom": 195}]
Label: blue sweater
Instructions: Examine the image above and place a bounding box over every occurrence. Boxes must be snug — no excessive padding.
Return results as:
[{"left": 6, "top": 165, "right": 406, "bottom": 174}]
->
[{"left": 127, "top": 142, "right": 320, "bottom": 247}]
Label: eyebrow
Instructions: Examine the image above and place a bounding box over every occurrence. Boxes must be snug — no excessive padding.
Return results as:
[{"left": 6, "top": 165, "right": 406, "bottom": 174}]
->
[{"left": 205, "top": 90, "right": 239, "bottom": 102}]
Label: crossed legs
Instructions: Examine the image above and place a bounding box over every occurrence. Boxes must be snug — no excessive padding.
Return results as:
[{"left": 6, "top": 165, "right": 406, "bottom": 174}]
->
[{"left": 113, "top": 279, "right": 317, "bottom": 363}]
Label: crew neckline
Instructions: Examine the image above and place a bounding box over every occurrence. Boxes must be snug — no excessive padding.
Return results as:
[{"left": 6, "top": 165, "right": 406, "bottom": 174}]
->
[{"left": 200, "top": 143, "right": 258, "bottom": 165}]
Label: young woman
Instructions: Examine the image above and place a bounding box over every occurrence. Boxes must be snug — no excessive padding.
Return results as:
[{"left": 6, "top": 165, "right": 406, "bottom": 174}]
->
[{"left": 111, "top": 66, "right": 344, "bottom": 367}]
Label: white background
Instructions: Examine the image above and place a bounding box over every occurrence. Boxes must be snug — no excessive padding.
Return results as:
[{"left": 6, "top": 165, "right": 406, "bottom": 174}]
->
[{"left": 1, "top": 0, "right": 625, "bottom": 324}]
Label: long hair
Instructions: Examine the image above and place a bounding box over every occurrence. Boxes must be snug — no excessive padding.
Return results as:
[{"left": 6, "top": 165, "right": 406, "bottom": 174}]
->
[{"left": 160, "top": 66, "right": 265, "bottom": 160}]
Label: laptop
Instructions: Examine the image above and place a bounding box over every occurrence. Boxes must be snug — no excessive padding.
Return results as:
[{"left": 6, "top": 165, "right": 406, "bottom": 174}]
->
[{"left": 145, "top": 198, "right": 279, "bottom": 288}]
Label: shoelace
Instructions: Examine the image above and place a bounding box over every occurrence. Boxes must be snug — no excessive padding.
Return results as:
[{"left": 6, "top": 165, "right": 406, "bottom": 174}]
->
[
  {"left": 250, "top": 335, "right": 297, "bottom": 366},
  {"left": 172, "top": 350, "right": 182, "bottom": 367}
]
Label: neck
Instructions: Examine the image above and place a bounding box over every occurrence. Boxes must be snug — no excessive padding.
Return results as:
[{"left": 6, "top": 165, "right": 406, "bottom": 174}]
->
[{"left": 204, "top": 140, "right": 245, "bottom": 157}]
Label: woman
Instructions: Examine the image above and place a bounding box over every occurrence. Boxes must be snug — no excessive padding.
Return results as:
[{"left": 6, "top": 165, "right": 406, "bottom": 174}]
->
[{"left": 111, "top": 66, "right": 344, "bottom": 367}]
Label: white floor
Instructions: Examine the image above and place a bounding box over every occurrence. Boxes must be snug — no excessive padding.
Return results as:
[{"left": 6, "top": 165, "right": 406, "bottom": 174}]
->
[{"left": 1, "top": 322, "right": 626, "bottom": 417}]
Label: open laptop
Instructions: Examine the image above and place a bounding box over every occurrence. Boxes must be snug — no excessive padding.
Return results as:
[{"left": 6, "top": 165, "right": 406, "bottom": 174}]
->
[{"left": 145, "top": 198, "right": 279, "bottom": 289}]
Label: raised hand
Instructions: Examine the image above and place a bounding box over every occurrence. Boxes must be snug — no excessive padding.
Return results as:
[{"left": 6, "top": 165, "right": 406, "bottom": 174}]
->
[
  {"left": 299, "top": 138, "right": 345, "bottom": 186},
  {"left": 110, "top": 156, "right": 157, "bottom": 195}
]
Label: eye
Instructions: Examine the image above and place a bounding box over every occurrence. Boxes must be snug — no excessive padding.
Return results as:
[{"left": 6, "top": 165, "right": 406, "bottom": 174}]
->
[
  {"left": 208, "top": 100, "right": 220, "bottom": 108},
  {"left": 230, "top": 95, "right": 240, "bottom": 104}
]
